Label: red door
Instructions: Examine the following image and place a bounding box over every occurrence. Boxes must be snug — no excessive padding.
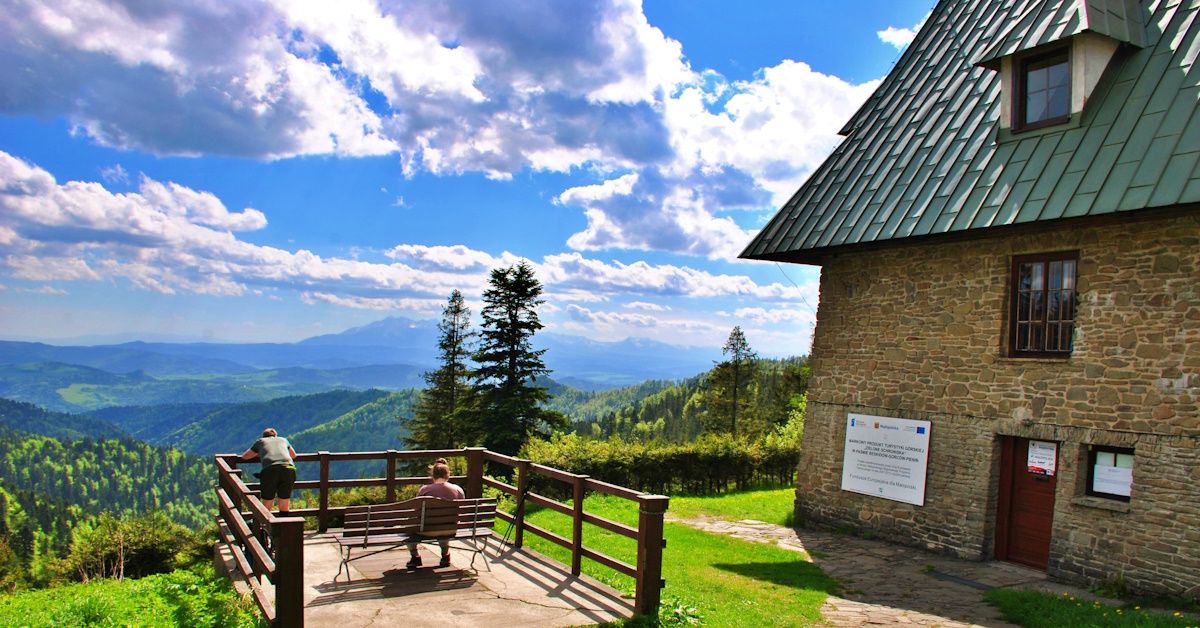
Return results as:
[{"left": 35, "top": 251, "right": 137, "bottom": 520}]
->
[{"left": 995, "top": 437, "right": 1057, "bottom": 570}]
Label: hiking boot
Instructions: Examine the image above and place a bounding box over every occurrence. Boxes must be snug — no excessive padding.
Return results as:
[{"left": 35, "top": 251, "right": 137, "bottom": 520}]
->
[
  {"left": 405, "top": 556, "right": 422, "bottom": 569},
  {"left": 438, "top": 555, "right": 451, "bottom": 568}
]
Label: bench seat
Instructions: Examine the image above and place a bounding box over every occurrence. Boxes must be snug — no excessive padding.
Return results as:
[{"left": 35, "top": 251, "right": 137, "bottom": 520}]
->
[{"left": 332, "top": 496, "right": 497, "bottom": 581}]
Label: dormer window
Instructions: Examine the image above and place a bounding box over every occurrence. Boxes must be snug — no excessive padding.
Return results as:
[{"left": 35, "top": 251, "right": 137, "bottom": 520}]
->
[{"left": 1016, "top": 48, "right": 1070, "bottom": 131}]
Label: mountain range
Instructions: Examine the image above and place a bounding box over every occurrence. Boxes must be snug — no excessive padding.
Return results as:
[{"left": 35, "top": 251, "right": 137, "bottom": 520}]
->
[{"left": 0, "top": 317, "right": 721, "bottom": 411}]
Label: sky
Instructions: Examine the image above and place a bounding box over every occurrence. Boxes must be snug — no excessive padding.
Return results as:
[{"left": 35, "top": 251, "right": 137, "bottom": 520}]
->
[{"left": 0, "top": 0, "right": 934, "bottom": 356}]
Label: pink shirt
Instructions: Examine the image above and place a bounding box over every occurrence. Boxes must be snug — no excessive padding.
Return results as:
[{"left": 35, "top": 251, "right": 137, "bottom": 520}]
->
[{"left": 417, "top": 481, "right": 465, "bottom": 500}]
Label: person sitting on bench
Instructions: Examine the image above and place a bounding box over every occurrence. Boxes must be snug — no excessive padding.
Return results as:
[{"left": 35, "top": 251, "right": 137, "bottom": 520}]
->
[{"left": 407, "top": 458, "right": 465, "bottom": 569}]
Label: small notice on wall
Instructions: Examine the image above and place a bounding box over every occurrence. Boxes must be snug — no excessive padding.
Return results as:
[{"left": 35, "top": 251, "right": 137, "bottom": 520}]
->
[
  {"left": 840, "top": 414, "right": 931, "bottom": 506},
  {"left": 1027, "top": 440, "right": 1057, "bottom": 476}
]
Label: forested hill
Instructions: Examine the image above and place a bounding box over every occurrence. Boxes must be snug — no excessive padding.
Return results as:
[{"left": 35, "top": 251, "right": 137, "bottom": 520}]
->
[
  {"left": 581, "top": 357, "right": 810, "bottom": 442},
  {"left": 0, "top": 428, "right": 212, "bottom": 529},
  {"left": 541, "top": 379, "right": 677, "bottom": 426},
  {"left": 0, "top": 398, "right": 126, "bottom": 441},
  {"left": 88, "top": 402, "right": 227, "bottom": 443},
  {"left": 0, "top": 482, "right": 85, "bottom": 579},
  {"left": 158, "top": 388, "right": 393, "bottom": 455}
]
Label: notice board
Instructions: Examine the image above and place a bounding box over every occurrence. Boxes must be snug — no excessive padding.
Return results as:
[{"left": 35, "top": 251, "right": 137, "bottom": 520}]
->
[{"left": 840, "top": 413, "right": 932, "bottom": 506}]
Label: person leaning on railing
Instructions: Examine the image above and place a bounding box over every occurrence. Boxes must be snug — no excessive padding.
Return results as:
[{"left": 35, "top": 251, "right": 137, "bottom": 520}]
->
[{"left": 241, "top": 427, "right": 298, "bottom": 514}]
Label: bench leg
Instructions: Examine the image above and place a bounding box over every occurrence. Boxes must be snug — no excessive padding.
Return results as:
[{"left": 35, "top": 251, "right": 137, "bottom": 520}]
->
[{"left": 335, "top": 546, "right": 352, "bottom": 583}]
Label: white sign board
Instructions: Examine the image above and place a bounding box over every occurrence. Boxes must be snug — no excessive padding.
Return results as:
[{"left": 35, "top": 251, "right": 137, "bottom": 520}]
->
[
  {"left": 841, "top": 414, "right": 931, "bottom": 506},
  {"left": 1027, "top": 441, "right": 1057, "bottom": 476}
]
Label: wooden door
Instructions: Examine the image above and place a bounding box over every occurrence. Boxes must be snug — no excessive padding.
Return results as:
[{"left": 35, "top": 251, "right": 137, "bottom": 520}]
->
[{"left": 994, "top": 437, "right": 1057, "bottom": 570}]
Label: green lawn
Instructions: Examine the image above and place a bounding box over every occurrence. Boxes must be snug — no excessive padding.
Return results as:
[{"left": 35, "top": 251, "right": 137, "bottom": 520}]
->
[
  {"left": 668, "top": 487, "right": 795, "bottom": 527},
  {"left": 520, "top": 491, "right": 834, "bottom": 626},
  {"left": 986, "top": 589, "right": 1199, "bottom": 628}
]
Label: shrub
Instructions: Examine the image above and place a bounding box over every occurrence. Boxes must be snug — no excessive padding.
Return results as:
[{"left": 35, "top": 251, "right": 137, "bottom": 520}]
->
[
  {"left": 64, "top": 511, "right": 193, "bottom": 582},
  {"left": 520, "top": 428, "right": 801, "bottom": 496}
]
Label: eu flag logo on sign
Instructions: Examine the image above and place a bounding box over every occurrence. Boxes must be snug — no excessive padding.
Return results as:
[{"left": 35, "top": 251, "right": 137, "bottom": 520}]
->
[{"left": 916, "top": 426, "right": 926, "bottom": 434}]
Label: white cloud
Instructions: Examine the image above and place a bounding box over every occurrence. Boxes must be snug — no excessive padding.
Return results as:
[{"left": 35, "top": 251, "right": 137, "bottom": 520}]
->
[
  {"left": 269, "top": 0, "right": 485, "bottom": 102},
  {"left": 625, "top": 301, "right": 669, "bottom": 312},
  {"left": 1, "top": 0, "right": 398, "bottom": 158},
  {"left": 99, "top": 164, "right": 129, "bottom": 184},
  {"left": 0, "top": 0, "right": 881, "bottom": 260},
  {"left": 877, "top": 12, "right": 930, "bottom": 50},
  {"left": 0, "top": 153, "right": 815, "bottom": 315}
]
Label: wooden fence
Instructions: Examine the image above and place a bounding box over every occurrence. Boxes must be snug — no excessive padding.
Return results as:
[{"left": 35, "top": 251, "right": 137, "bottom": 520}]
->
[{"left": 214, "top": 447, "right": 668, "bottom": 628}]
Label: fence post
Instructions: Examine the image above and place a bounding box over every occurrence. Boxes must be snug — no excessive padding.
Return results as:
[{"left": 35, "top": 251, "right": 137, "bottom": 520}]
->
[
  {"left": 465, "top": 448, "right": 485, "bottom": 498},
  {"left": 386, "top": 450, "right": 398, "bottom": 502},
  {"left": 571, "top": 474, "right": 588, "bottom": 576},
  {"left": 272, "top": 516, "right": 306, "bottom": 628},
  {"left": 514, "top": 458, "right": 531, "bottom": 549},
  {"left": 635, "top": 494, "right": 669, "bottom": 617},
  {"left": 318, "top": 451, "right": 330, "bottom": 533}
]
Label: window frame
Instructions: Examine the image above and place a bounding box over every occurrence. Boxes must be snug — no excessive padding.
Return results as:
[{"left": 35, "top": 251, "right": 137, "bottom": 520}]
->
[
  {"left": 1013, "top": 46, "right": 1072, "bottom": 133},
  {"left": 1007, "top": 251, "right": 1078, "bottom": 358},
  {"left": 1085, "top": 445, "right": 1134, "bottom": 502}
]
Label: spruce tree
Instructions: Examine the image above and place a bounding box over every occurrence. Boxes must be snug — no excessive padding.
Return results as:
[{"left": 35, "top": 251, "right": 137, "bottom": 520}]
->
[
  {"left": 707, "top": 326, "right": 758, "bottom": 437},
  {"left": 408, "top": 290, "right": 475, "bottom": 449},
  {"left": 472, "top": 262, "right": 566, "bottom": 454}
]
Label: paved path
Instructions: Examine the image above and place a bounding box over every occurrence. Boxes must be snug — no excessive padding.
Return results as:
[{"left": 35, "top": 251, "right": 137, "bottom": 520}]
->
[{"left": 672, "top": 515, "right": 1056, "bottom": 627}]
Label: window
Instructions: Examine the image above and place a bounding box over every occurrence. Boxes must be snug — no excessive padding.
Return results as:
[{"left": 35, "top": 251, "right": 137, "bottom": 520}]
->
[
  {"left": 1086, "top": 445, "right": 1133, "bottom": 501},
  {"left": 1009, "top": 252, "right": 1077, "bottom": 357},
  {"left": 1015, "top": 48, "right": 1070, "bottom": 131}
]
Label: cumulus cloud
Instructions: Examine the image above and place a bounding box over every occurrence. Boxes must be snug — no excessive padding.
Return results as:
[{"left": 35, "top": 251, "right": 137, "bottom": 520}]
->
[
  {"left": 0, "top": 0, "right": 397, "bottom": 158},
  {"left": 0, "top": 0, "right": 878, "bottom": 260},
  {"left": 0, "top": 153, "right": 815, "bottom": 318},
  {"left": 877, "top": 12, "right": 930, "bottom": 49}
]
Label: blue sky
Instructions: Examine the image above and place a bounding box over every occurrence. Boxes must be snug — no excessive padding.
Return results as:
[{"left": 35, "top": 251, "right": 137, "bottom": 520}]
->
[{"left": 0, "top": 0, "right": 933, "bottom": 356}]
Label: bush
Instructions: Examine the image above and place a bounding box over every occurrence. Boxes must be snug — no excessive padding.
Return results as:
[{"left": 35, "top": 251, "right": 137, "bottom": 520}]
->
[
  {"left": 520, "top": 423, "right": 802, "bottom": 497},
  {"left": 63, "top": 511, "right": 194, "bottom": 582},
  {"left": 0, "top": 564, "right": 263, "bottom": 627}
]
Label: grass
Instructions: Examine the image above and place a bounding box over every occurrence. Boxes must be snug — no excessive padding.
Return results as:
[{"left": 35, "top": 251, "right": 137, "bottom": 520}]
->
[
  {"left": 519, "top": 491, "right": 834, "bottom": 626},
  {"left": 0, "top": 565, "right": 264, "bottom": 627},
  {"left": 986, "top": 589, "right": 1200, "bottom": 628},
  {"left": 667, "top": 487, "right": 795, "bottom": 527}
]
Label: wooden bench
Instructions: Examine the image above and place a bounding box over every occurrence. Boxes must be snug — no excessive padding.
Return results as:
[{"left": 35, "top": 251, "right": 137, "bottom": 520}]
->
[{"left": 332, "top": 496, "right": 497, "bottom": 581}]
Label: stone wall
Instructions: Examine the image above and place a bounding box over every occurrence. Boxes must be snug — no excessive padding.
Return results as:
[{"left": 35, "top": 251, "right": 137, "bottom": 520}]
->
[{"left": 795, "top": 211, "right": 1200, "bottom": 596}]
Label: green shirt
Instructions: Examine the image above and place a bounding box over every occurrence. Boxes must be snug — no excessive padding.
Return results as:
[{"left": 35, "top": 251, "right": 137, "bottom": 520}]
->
[{"left": 251, "top": 436, "right": 293, "bottom": 468}]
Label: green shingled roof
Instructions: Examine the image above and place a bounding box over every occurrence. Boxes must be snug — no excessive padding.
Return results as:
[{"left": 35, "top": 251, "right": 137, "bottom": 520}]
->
[
  {"left": 977, "top": 0, "right": 1147, "bottom": 68},
  {"left": 741, "top": 0, "right": 1198, "bottom": 264}
]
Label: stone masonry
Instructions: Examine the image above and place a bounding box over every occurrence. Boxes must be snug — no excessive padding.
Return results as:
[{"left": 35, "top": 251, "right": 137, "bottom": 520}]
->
[{"left": 795, "top": 210, "right": 1200, "bottom": 597}]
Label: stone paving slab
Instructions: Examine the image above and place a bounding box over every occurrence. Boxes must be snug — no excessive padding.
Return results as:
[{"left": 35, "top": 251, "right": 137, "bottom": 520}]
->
[
  {"left": 672, "top": 515, "right": 1062, "bottom": 627},
  {"left": 219, "top": 531, "right": 634, "bottom": 627}
]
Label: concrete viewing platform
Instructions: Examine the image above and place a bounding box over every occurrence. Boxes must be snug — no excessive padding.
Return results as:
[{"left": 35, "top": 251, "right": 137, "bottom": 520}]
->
[{"left": 218, "top": 531, "right": 635, "bottom": 627}]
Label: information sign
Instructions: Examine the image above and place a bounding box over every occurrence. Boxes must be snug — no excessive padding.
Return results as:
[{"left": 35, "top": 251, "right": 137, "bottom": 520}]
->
[{"left": 840, "top": 414, "right": 931, "bottom": 506}]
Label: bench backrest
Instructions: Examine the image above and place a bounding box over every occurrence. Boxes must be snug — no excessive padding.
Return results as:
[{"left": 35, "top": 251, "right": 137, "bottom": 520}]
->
[{"left": 342, "top": 496, "right": 497, "bottom": 545}]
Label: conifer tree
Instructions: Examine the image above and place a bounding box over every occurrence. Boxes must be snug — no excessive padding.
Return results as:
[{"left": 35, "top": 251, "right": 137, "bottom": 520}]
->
[
  {"left": 472, "top": 262, "right": 566, "bottom": 454},
  {"left": 408, "top": 290, "right": 475, "bottom": 449},
  {"left": 706, "top": 326, "right": 758, "bottom": 437}
]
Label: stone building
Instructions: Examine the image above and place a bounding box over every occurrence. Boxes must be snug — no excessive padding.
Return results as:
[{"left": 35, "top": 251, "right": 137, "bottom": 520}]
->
[{"left": 741, "top": 0, "right": 1199, "bottom": 597}]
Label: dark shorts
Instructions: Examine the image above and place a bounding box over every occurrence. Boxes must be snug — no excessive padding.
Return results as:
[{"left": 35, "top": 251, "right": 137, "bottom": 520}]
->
[{"left": 261, "top": 464, "right": 296, "bottom": 500}]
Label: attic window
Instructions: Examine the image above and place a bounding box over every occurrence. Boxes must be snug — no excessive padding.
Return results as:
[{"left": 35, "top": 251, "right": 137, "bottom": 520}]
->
[{"left": 1015, "top": 48, "right": 1070, "bottom": 131}]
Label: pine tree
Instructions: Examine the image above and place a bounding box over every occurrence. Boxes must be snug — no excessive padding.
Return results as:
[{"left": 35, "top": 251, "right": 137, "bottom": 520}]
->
[
  {"left": 472, "top": 262, "right": 566, "bottom": 454},
  {"left": 408, "top": 290, "right": 476, "bottom": 449},
  {"left": 707, "top": 326, "right": 758, "bottom": 437}
]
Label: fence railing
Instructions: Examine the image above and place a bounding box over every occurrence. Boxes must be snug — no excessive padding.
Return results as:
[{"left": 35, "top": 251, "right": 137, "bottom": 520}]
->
[{"left": 214, "top": 447, "right": 668, "bottom": 628}]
